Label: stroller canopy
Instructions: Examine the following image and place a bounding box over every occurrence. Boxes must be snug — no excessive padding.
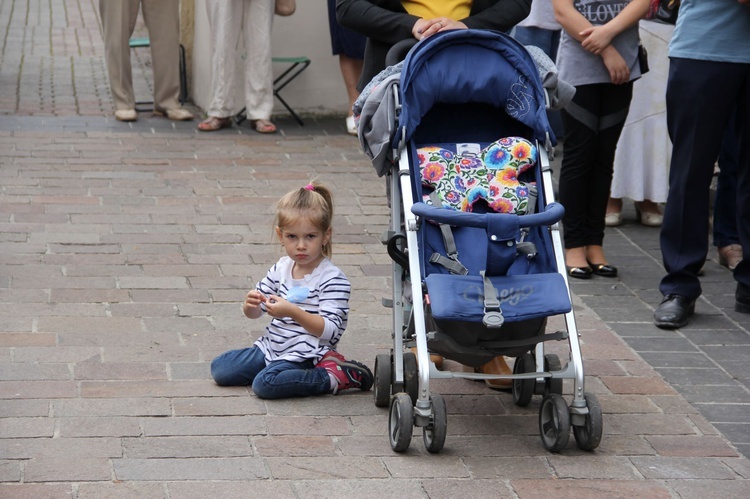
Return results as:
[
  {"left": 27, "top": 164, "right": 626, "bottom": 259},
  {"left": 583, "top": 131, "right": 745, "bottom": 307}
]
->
[{"left": 398, "top": 29, "right": 554, "bottom": 146}]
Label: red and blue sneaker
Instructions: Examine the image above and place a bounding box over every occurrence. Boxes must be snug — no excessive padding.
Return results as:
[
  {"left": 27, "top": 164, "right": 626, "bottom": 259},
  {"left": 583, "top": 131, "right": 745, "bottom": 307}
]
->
[{"left": 318, "top": 350, "right": 373, "bottom": 394}]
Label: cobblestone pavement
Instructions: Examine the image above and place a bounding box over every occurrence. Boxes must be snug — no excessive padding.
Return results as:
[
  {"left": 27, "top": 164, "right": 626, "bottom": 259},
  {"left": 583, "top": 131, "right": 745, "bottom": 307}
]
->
[{"left": 1, "top": 0, "right": 749, "bottom": 497}]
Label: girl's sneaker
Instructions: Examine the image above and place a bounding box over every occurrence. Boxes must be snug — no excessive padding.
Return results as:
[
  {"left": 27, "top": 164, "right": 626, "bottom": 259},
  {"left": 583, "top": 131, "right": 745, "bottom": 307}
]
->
[{"left": 318, "top": 351, "right": 373, "bottom": 394}]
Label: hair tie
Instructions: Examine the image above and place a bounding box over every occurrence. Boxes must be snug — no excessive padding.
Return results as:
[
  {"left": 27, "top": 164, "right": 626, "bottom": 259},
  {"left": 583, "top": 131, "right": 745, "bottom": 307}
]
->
[{"left": 304, "top": 184, "right": 315, "bottom": 191}]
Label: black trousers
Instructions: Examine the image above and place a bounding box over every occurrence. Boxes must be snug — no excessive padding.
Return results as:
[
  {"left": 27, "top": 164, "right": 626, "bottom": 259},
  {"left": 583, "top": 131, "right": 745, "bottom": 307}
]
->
[
  {"left": 659, "top": 57, "right": 750, "bottom": 299},
  {"left": 559, "top": 82, "right": 633, "bottom": 249}
]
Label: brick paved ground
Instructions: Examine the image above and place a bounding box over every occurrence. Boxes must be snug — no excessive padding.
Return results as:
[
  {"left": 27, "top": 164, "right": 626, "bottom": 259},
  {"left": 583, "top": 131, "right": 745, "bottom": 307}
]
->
[
  {"left": 1, "top": 0, "right": 749, "bottom": 497},
  {"left": 0, "top": 0, "right": 149, "bottom": 116}
]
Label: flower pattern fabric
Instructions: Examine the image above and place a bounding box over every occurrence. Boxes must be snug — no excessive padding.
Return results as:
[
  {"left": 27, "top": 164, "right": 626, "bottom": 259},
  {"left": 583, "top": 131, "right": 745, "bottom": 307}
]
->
[{"left": 419, "top": 137, "right": 537, "bottom": 214}]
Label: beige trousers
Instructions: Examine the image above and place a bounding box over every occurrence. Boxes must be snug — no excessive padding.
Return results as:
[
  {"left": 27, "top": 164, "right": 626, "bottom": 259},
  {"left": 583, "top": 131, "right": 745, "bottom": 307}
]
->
[
  {"left": 205, "top": 0, "right": 274, "bottom": 120},
  {"left": 99, "top": 0, "right": 181, "bottom": 111}
]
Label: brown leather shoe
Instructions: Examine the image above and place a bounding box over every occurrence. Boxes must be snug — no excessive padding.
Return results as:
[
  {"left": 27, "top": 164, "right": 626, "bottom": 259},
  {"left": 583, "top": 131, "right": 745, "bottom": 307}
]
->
[
  {"left": 479, "top": 355, "right": 512, "bottom": 390},
  {"left": 718, "top": 244, "right": 742, "bottom": 270}
]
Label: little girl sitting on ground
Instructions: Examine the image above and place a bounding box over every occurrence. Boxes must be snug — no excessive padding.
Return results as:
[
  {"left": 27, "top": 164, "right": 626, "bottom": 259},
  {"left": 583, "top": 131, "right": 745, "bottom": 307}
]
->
[{"left": 210, "top": 182, "right": 373, "bottom": 398}]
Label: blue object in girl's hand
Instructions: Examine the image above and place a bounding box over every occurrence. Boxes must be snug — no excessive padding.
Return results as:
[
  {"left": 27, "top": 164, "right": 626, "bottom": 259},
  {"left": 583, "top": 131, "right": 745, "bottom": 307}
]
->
[{"left": 286, "top": 286, "right": 310, "bottom": 303}]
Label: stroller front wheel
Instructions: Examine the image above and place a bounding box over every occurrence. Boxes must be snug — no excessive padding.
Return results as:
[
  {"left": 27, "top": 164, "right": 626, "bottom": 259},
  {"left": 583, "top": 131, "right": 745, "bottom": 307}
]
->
[
  {"left": 572, "top": 393, "right": 603, "bottom": 451},
  {"left": 423, "top": 394, "right": 447, "bottom": 453},
  {"left": 389, "top": 393, "right": 414, "bottom": 452},
  {"left": 539, "top": 393, "right": 571, "bottom": 452}
]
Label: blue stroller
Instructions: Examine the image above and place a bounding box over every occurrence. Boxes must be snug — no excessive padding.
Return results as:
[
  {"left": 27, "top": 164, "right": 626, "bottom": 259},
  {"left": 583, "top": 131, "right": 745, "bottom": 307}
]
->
[{"left": 357, "top": 30, "right": 602, "bottom": 454}]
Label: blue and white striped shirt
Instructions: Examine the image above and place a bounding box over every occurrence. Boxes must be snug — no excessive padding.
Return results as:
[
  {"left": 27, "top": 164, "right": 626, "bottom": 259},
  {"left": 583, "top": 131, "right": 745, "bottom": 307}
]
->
[{"left": 254, "top": 256, "right": 351, "bottom": 363}]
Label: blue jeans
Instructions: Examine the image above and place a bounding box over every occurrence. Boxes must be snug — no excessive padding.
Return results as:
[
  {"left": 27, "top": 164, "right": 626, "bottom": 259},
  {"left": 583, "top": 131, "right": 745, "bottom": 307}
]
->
[
  {"left": 713, "top": 112, "right": 740, "bottom": 248},
  {"left": 210, "top": 346, "right": 332, "bottom": 399}
]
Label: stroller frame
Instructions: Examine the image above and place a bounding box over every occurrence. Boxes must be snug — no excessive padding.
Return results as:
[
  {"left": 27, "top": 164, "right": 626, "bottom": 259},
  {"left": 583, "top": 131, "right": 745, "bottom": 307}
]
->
[{"left": 370, "top": 31, "right": 602, "bottom": 455}]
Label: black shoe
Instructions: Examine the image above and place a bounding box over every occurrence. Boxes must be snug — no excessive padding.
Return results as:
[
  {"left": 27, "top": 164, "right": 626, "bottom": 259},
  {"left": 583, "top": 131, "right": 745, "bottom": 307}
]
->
[
  {"left": 588, "top": 261, "right": 618, "bottom": 278},
  {"left": 654, "top": 294, "right": 696, "bottom": 329},
  {"left": 736, "top": 283, "right": 750, "bottom": 314},
  {"left": 566, "top": 265, "right": 593, "bottom": 279}
]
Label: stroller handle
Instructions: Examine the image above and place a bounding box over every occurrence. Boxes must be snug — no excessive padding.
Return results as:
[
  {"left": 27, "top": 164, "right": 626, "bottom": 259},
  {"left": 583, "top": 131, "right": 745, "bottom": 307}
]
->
[
  {"left": 386, "top": 38, "right": 419, "bottom": 67},
  {"left": 411, "top": 202, "right": 565, "bottom": 229}
]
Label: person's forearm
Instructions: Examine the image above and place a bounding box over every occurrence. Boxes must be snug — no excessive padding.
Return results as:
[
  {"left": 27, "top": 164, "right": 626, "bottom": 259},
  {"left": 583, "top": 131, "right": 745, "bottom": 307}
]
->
[
  {"left": 336, "top": 0, "right": 417, "bottom": 44},
  {"left": 554, "top": 0, "right": 650, "bottom": 42},
  {"left": 552, "top": 0, "right": 594, "bottom": 42},
  {"left": 601, "top": 0, "right": 650, "bottom": 38},
  {"left": 461, "top": 0, "right": 532, "bottom": 33},
  {"left": 244, "top": 307, "right": 263, "bottom": 319},
  {"left": 289, "top": 308, "right": 325, "bottom": 337}
]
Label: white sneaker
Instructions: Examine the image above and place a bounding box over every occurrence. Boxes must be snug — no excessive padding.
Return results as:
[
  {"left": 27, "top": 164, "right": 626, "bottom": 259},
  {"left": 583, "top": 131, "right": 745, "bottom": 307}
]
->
[
  {"left": 345, "top": 115, "right": 357, "bottom": 136},
  {"left": 114, "top": 109, "right": 137, "bottom": 122}
]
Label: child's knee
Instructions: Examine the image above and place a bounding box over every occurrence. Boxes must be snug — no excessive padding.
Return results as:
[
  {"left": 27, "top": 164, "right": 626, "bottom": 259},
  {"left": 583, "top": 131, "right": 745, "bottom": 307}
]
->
[
  {"left": 210, "top": 357, "right": 240, "bottom": 386},
  {"left": 210, "top": 362, "right": 231, "bottom": 386},
  {"left": 251, "top": 375, "right": 274, "bottom": 399},
  {"left": 252, "top": 371, "right": 295, "bottom": 399}
]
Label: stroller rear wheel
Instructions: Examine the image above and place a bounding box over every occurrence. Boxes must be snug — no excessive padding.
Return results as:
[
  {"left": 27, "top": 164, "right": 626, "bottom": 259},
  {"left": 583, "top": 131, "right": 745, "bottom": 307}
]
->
[
  {"left": 402, "top": 350, "right": 419, "bottom": 403},
  {"left": 544, "top": 353, "right": 563, "bottom": 396},
  {"left": 573, "top": 393, "right": 602, "bottom": 451},
  {"left": 423, "top": 394, "right": 447, "bottom": 453},
  {"left": 374, "top": 353, "right": 392, "bottom": 407},
  {"left": 539, "top": 393, "right": 571, "bottom": 452},
  {"left": 389, "top": 393, "right": 414, "bottom": 452},
  {"left": 512, "top": 353, "right": 535, "bottom": 407}
]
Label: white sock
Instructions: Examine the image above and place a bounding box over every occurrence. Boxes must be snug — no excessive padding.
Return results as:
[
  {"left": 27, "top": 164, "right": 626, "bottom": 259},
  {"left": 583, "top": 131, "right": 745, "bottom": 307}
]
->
[{"left": 327, "top": 372, "right": 339, "bottom": 394}]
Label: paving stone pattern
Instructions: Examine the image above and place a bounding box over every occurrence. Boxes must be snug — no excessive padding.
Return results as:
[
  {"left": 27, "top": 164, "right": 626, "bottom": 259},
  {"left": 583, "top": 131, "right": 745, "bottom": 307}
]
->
[{"left": 1, "top": 0, "right": 750, "bottom": 497}]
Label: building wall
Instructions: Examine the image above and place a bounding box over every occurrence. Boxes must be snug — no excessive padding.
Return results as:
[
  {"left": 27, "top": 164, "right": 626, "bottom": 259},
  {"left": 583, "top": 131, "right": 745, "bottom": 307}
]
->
[{"left": 191, "top": 0, "right": 352, "bottom": 118}]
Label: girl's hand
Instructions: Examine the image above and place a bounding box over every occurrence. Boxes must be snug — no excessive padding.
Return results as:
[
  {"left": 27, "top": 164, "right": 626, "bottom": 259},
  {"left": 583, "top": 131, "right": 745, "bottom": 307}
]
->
[
  {"left": 412, "top": 18, "right": 467, "bottom": 41},
  {"left": 579, "top": 25, "right": 614, "bottom": 55},
  {"left": 243, "top": 290, "right": 266, "bottom": 318},
  {"left": 601, "top": 46, "right": 630, "bottom": 84},
  {"left": 264, "top": 295, "right": 294, "bottom": 319}
]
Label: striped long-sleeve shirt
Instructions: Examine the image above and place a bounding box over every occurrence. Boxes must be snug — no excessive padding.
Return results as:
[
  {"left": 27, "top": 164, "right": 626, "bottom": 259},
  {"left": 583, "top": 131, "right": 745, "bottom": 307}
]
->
[{"left": 254, "top": 256, "right": 351, "bottom": 363}]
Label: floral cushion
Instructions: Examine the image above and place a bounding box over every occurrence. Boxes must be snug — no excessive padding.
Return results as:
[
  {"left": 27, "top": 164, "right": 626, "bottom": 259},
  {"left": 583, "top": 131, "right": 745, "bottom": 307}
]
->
[{"left": 418, "top": 137, "right": 537, "bottom": 214}]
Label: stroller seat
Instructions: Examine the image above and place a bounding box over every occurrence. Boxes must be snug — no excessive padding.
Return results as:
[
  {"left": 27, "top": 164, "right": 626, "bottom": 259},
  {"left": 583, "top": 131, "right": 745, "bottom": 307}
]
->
[{"left": 416, "top": 136, "right": 572, "bottom": 364}]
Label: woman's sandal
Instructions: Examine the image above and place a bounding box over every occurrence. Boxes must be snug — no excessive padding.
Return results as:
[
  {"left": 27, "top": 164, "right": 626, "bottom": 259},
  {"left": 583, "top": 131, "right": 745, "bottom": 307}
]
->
[
  {"left": 198, "top": 116, "right": 232, "bottom": 132},
  {"left": 250, "top": 119, "right": 277, "bottom": 134}
]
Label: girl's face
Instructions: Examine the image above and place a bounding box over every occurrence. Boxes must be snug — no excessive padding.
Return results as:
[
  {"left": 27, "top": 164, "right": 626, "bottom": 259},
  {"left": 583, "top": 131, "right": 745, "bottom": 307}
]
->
[{"left": 276, "top": 219, "right": 331, "bottom": 275}]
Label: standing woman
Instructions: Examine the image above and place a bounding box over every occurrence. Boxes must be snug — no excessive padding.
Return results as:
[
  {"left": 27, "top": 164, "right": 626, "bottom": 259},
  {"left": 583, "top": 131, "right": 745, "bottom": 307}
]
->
[
  {"left": 99, "top": 0, "right": 194, "bottom": 122},
  {"left": 327, "top": 0, "right": 366, "bottom": 135},
  {"left": 198, "top": 0, "right": 276, "bottom": 134},
  {"left": 336, "top": 0, "right": 532, "bottom": 92},
  {"left": 552, "top": 0, "right": 650, "bottom": 279}
]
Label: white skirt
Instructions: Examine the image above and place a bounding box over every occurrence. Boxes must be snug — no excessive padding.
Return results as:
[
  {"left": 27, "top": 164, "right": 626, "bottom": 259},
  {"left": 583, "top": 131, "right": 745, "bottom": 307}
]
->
[{"left": 611, "top": 21, "right": 675, "bottom": 203}]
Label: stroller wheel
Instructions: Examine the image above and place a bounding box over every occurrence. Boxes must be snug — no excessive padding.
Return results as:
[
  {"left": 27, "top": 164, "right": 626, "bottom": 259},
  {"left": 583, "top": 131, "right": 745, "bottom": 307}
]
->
[
  {"left": 573, "top": 393, "right": 603, "bottom": 451},
  {"left": 374, "top": 353, "right": 392, "bottom": 407},
  {"left": 544, "top": 353, "right": 563, "bottom": 396},
  {"left": 539, "top": 393, "right": 571, "bottom": 452},
  {"left": 423, "top": 394, "right": 447, "bottom": 454},
  {"left": 402, "top": 351, "right": 419, "bottom": 404},
  {"left": 512, "top": 353, "right": 535, "bottom": 407},
  {"left": 389, "top": 393, "right": 414, "bottom": 453}
]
